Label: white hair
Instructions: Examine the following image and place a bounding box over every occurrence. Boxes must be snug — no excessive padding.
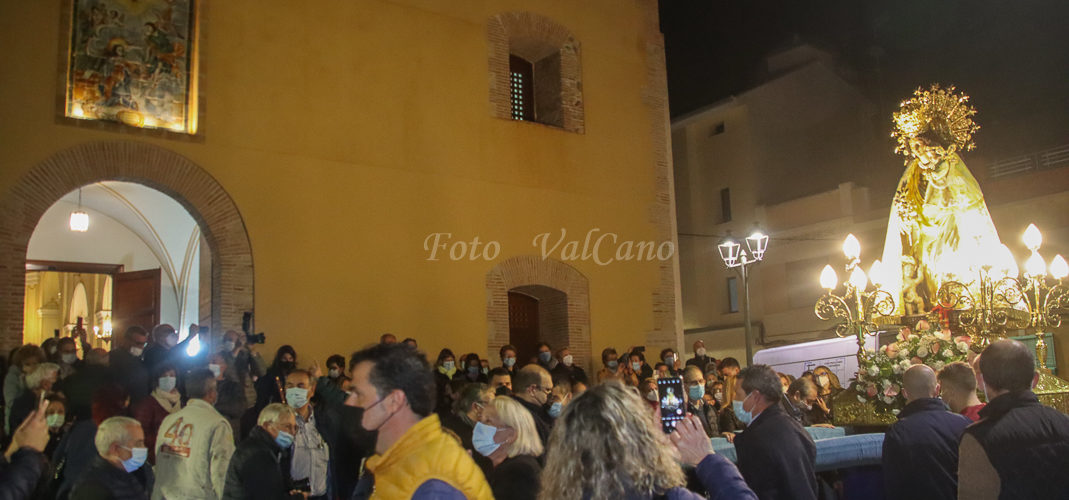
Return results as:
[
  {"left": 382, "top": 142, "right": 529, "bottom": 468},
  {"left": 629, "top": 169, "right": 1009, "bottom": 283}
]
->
[
  {"left": 492, "top": 396, "right": 544, "bottom": 458},
  {"left": 257, "top": 402, "right": 296, "bottom": 426},
  {"left": 95, "top": 416, "right": 141, "bottom": 455},
  {"left": 26, "top": 362, "right": 60, "bottom": 391}
]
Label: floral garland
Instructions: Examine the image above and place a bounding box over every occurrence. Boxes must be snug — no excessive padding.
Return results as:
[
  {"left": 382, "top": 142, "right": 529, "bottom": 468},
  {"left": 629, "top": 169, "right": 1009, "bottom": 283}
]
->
[{"left": 852, "top": 320, "right": 972, "bottom": 414}]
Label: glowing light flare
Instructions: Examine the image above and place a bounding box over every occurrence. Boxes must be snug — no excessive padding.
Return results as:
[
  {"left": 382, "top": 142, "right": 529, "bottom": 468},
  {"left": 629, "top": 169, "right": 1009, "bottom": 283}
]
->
[
  {"left": 842, "top": 234, "right": 861, "bottom": 260},
  {"left": 849, "top": 267, "right": 869, "bottom": 290},
  {"left": 993, "top": 245, "right": 1020, "bottom": 280},
  {"left": 69, "top": 211, "right": 89, "bottom": 232},
  {"left": 1025, "top": 251, "right": 1047, "bottom": 277},
  {"left": 1051, "top": 255, "right": 1069, "bottom": 280},
  {"left": 186, "top": 333, "right": 202, "bottom": 357},
  {"left": 1023, "top": 224, "right": 1043, "bottom": 251},
  {"left": 869, "top": 260, "right": 885, "bottom": 287},
  {"left": 820, "top": 265, "right": 838, "bottom": 291}
]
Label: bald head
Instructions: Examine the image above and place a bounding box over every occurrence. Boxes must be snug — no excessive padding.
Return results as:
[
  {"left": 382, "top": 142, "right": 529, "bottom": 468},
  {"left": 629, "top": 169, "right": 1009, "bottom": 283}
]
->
[{"left": 903, "top": 364, "right": 938, "bottom": 402}]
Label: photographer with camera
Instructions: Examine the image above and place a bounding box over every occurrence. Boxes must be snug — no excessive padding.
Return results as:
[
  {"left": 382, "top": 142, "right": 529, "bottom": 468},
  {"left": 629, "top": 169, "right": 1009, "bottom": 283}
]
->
[{"left": 217, "top": 330, "right": 265, "bottom": 389}]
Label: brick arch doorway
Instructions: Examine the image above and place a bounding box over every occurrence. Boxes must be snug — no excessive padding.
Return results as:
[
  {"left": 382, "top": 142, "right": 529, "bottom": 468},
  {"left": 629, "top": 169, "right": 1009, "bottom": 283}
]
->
[
  {"left": 0, "top": 141, "right": 253, "bottom": 353},
  {"left": 487, "top": 256, "right": 590, "bottom": 373}
]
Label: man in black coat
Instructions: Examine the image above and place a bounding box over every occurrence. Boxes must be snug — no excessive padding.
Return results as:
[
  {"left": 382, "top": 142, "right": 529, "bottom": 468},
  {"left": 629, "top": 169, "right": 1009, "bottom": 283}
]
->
[
  {"left": 224, "top": 403, "right": 303, "bottom": 500},
  {"left": 109, "top": 326, "right": 151, "bottom": 405},
  {"left": 732, "top": 364, "right": 817, "bottom": 500},
  {"left": 70, "top": 416, "right": 154, "bottom": 500},
  {"left": 511, "top": 365, "right": 553, "bottom": 446},
  {"left": 958, "top": 339, "right": 1069, "bottom": 499},
  {"left": 882, "top": 364, "right": 970, "bottom": 500}
]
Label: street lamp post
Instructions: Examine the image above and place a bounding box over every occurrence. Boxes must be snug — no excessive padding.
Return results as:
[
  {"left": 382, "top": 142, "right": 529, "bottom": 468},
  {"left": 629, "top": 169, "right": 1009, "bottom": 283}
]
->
[{"left": 719, "top": 230, "right": 769, "bottom": 365}]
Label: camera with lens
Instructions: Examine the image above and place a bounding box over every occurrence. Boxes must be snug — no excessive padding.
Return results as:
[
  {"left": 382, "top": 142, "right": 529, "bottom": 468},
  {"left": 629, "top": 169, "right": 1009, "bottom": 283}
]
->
[{"left": 242, "top": 312, "right": 266, "bottom": 344}]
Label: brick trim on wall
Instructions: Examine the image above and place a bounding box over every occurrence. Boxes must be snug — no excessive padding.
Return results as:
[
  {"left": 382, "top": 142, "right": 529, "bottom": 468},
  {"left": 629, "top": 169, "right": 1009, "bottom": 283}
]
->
[
  {"left": 487, "top": 11, "right": 584, "bottom": 133},
  {"left": 638, "top": 0, "right": 685, "bottom": 355},
  {"left": 486, "top": 256, "right": 591, "bottom": 373},
  {"left": 0, "top": 141, "right": 253, "bottom": 353}
]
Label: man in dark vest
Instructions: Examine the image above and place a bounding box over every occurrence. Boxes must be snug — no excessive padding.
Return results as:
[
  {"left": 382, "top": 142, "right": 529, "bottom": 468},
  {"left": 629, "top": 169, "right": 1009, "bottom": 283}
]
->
[
  {"left": 732, "top": 364, "right": 817, "bottom": 500},
  {"left": 958, "top": 339, "right": 1069, "bottom": 499},
  {"left": 882, "top": 364, "right": 970, "bottom": 500}
]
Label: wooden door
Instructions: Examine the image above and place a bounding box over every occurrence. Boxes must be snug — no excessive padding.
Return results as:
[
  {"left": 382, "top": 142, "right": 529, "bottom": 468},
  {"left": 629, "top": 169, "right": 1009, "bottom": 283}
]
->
[
  {"left": 508, "top": 291, "right": 540, "bottom": 365},
  {"left": 112, "top": 269, "right": 161, "bottom": 335}
]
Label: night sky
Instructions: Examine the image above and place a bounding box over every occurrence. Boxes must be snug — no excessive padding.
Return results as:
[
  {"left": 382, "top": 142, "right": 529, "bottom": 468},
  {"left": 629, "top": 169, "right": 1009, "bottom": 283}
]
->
[{"left": 659, "top": 0, "right": 1069, "bottom": 158}]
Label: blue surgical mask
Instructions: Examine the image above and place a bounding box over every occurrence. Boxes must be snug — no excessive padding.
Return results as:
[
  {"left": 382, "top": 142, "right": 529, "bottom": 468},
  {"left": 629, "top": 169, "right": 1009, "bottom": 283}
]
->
[
  {"left": 286, "top": 387, "right": 309, "bottom": 408},
  {"left": 607, "top": 360, "right": 619, "bottom": 369},
  {"left": 158, "top": 376, "right": 177, "bottom": 393},
  {"left": 547, "top": 402, "right": 563, "bottom": 418},
  {"left": 468, "top": 366, "right": 480, "bottom": 375},
  {"left": 733, "top": 395, "right": 754, "bottom": 425},
  {"left": 504, "top": 357, "right": 516, "bottom": 368},
  {"left": 538, "top": 352, "right": 552, "bottom": 363},
  {"left": 121, "top": 446, "right": 148, "bottom": 472},
  {"left": 222, "top": 341, "right": 236, "bottom": 352},
  {"left": 275, "top": 430, "right": 294, "bottom": 449},
  {"left": 689, "top": 384, "right": 705, "bottom": 401},
  {"left": 471, "top": 422, "right": 500, "bottom": 457}
]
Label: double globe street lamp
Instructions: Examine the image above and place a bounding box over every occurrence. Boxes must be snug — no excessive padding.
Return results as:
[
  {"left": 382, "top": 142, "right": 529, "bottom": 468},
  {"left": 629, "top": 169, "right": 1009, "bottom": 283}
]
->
[{"left": 718, "top": 230, "right": 769, "bottom": 364}]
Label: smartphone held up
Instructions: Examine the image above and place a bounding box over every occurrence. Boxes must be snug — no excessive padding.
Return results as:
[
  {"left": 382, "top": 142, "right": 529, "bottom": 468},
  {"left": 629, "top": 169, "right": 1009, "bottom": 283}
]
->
[{"left": 658, "top": 376, "right": 686, "bottom": 433}]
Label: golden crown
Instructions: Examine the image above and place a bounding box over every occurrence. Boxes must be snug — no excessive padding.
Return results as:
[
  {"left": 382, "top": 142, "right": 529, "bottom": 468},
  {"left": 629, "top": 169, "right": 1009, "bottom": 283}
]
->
[{"left": 891, "top": 84, "right": 979, "bottom": 157}]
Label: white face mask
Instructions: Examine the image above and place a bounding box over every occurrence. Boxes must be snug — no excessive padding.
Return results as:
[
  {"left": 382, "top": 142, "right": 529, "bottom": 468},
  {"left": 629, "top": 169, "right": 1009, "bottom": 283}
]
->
[
  {"left": 61, "top": 353, "right": 78, "bottom": 365},
  {"left": 665, "top": 355, "right": 675, "bottom": 365},
  {"left": 646, "top": 390, "right": 658, "bottom": 402},
  {"left": 130, "top": 346, "right": 144, "bottom": 357},
  {"left": 696, "top": 348, "right": 706, "bottom": 357},
  {"left": 208, "top": 364, "right": 222, "bottom": 378},
  {"left": 562, "top": 355, "right": 573, "bottom": 367},
  {"left": 817, "top": 374, "right": 830, "bottom": 387}
]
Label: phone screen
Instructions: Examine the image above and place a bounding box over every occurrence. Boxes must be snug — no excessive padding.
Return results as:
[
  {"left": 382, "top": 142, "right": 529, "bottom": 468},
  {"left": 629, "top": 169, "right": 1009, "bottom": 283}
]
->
[{"left": 658, "top": 376, "right": 686, "bottom": 433}]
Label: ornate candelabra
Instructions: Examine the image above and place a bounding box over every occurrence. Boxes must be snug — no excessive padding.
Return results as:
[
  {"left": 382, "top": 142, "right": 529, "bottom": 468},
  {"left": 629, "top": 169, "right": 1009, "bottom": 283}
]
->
[
  {"left": 934, "top": 251, "right": 1026, "bottom": 351},
  {"left": 1018, "top": 224, "right": 1068, "bottom": 371},
  {"left": 815, "top": 234, "right": 897, "bottom": 360}
]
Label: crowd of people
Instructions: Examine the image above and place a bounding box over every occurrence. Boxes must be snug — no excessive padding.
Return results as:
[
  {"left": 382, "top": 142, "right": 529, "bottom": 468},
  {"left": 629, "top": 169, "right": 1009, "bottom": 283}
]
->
[{"left": 1, "top": 325, "right": 1068, "bottom": 500}]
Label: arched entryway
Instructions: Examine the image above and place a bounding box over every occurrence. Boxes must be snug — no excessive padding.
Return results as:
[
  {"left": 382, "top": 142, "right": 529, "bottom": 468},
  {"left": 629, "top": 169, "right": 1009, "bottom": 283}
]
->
[
  {"left": 0, "top": 141, "right": 253, "bottom": 353},
  {"left": 486, "top": 256, "right": 590, "bottom": 372}
]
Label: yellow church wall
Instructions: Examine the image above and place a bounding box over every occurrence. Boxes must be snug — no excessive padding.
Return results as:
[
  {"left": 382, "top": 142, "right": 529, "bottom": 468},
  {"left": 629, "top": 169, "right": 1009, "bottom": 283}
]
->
[{"left": 0, "top": 1, "right": 678, "bottom": 369}]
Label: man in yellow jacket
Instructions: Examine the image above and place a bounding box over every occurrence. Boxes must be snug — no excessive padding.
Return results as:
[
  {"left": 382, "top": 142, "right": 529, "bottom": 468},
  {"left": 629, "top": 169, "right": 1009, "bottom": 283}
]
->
[{"left": 347, "top": 343, "right": 492, "bottom": 500}]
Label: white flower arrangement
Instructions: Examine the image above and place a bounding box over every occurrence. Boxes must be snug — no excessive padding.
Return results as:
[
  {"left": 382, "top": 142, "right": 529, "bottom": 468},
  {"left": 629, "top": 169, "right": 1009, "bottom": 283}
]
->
[{"left": 852, "top": 321, "right": 973, "bottom": 412}]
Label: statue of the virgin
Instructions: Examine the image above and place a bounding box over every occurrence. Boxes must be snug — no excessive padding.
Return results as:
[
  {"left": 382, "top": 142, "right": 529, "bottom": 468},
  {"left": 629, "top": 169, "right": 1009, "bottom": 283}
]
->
[{"left": 879, "top": 85, "right": 1011, "bottom": 316}]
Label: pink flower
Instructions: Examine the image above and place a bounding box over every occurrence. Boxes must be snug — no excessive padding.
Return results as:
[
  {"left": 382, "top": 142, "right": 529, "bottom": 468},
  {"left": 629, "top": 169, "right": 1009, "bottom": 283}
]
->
[
  {"left": 886, "top": 344, "right": 900, "bottom": 358},
  {"left": 866, "top": 384, "right": 878, "bottom": 397},
  {"left": 937, "top": 329, "right": 953, "bottom": 341},
  {"left": 884, "top": 384, "right": 900, "bottom": 397},
  {"left": 930, "top": 341, "right": 943, "bottom": 354},
  {"left": 897, "top": 327, "right": 912, "bottom": 341},
  {"left": 910, "top": 356, "right": 924, "bottom": 365},
  {"left": 955, "top": 336, "right": 972, "bottom": 346},
  {"left": 916, "top": 320, "right": 931, "bottom": 331}
]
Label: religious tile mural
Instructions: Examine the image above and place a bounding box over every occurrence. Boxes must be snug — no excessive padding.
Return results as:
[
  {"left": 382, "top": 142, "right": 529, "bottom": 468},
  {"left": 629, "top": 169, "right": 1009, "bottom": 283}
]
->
[{"left": 65, "top": 0, "right": 197, "bottom": 134}]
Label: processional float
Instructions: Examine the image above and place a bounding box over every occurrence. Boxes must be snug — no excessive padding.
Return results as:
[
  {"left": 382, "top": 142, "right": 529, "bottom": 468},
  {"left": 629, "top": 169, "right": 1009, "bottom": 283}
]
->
[{"left": 812, "top": 84, "right": 1069, "bottom": 425}]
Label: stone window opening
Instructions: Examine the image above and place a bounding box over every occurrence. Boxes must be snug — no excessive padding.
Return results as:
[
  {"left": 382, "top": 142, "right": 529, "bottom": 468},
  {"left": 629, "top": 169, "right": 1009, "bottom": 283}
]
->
[{"left": 488, "top": 12, "right": 584, "bottom": 133}]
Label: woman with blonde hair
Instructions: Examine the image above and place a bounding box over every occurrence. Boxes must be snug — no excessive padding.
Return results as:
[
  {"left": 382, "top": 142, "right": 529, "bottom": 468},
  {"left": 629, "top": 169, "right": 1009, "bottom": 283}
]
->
[
  {"left": 540, "top": 381, "right": 756, "bottom": 500},
  {"left": 474, "top": 396, "right": 543, "bottom": 500}
]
